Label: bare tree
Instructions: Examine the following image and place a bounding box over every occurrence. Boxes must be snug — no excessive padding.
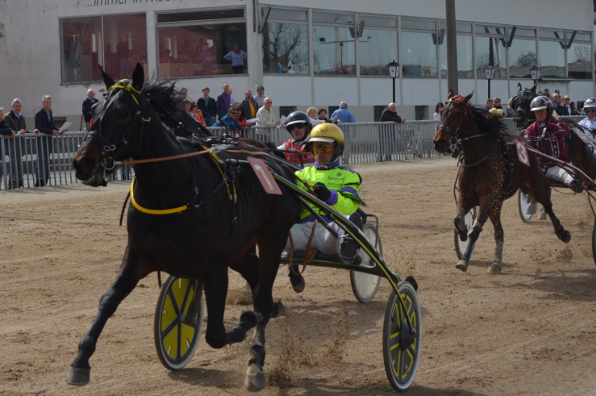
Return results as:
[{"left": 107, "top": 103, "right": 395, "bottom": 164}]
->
[{"left": 262, "top": 23, "right": 309, "bottom": 73}]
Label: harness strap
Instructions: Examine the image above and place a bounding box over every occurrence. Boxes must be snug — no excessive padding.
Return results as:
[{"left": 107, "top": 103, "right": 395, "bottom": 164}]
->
[
  {"left": 130, "top": 179, "right": 188, "bottom": 215},
  {"left": 460, "top": 146, "right": 496, "bottom": 168}
]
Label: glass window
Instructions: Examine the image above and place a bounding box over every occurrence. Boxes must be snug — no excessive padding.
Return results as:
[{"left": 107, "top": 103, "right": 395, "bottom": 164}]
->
[
  {"left": 539, "top": 40, "right": 565, "bottom": 78},
  {"left": 312, "top": 13, "right": 354, "bottom": 25},
  {"left": 359, "top": 15, "right": 396, "bottom": 28},
  {"left": 359, "top": 29, "right": 398, "bottom": 75},
  {"left": 439, "top": 21, "right": 472, "bottom": 33},
  {"left": 402, "top": 31, "right": 437, "bottom": 77},
  {"left": 267, "top": 8, "right": 307, "bottom": 22},
  {"left": 60, "top": 17, "right": 102, "bottom": 83},
  {"left": 475, "top": 36, "right": 507, "bottom": 79},
  {"left": 508, "top": 39, "right": 537, "bottom": 78},
  {"left": 158, "top": 9, "right": 244, "bottom": 23},
  {"left": 262, "top": 23, "right": 309, "bottom": 74},
  {"left": 477, "top": 25, "right": 505, "bottom": 36},
  {"left": 401, "top": 18, "right": 436, "bottom": 31},
  {"left": 573, "top": 32, "right": 591, "bottom": 42},
  {"left": 539, "top": 29, "right": 565, "bottom": 40},
  {"left": 156, "top": 23, "right": 247, "bottom": 78},
  {"left": 313, "top": 25, "right": 356, "bottom": 75},
  {"left": 511, "top": 28, "right": 535, "bottom": 38},
  {"left": 439, "top": 35, "right": 473, "bottom": 78},
  {"left": 568, "top": 42, "right": 592, "bottom": 79},
  {"left": 103, "top": 14, "right": 148, "bottom": 80}
]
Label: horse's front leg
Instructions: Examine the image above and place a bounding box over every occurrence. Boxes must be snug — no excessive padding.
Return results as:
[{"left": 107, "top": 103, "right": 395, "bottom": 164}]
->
[
  {"left": 456, "top": 197, "right": 492, "bottom": 272},
  {"left": 67, "top": 247, "right": 147, "bottom": 385},
  {"left": 454, "top": 195, "right": 474, "bottom": 243}
]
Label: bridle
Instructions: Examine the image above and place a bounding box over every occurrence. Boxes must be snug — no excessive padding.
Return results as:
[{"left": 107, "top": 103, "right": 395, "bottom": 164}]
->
[
  {"left": 88, "top": 79, "right": 151, "bottom": 173},
  {"left": 439, "top": 95, "right": 471, "bottom": 146}
]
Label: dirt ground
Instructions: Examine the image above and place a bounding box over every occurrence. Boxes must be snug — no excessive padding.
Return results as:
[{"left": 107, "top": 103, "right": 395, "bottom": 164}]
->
[{"left": 1, "top": 156, "right": 596, "bottom": 396}]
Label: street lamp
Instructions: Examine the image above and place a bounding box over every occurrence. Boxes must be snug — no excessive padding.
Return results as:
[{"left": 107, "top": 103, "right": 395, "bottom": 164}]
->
[
  {"left": 530, "top": 64, "right": 540, "bottom": 87},
  {"left": 388, "top": 60, "right": 400, "bottom": 103},
  {"left": 484, "top": 64, "right": 495, "bottom": 100}
]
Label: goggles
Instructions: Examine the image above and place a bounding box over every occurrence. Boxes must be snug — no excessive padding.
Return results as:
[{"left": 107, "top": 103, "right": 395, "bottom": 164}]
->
[
  {"left": 287, "top": 124, "right": 306, "bottom": 132},
  {"left": 586, "top": 109, "right": 596, "bottom": 114},
  {"left": 312, "top": 143, "right": 334, "bottom": 153}
]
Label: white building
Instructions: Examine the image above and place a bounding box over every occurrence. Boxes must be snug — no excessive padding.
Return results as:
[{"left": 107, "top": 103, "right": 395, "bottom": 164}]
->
[{"left": 0, "top": 0, "right": 594, "bottom": 127}]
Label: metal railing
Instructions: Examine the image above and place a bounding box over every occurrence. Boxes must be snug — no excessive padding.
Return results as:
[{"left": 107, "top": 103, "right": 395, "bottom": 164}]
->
[{"left": 9, "top": 117, "right": 588, "bottom": 190}]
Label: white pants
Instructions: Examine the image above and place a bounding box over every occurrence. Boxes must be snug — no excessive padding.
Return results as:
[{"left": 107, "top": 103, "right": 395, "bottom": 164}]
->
[
  {"left": 284, "top": 218, "right": 348, "bottom": 255},
  {"left": 546, "top": 166, "right": 574, "bottom": 185}
]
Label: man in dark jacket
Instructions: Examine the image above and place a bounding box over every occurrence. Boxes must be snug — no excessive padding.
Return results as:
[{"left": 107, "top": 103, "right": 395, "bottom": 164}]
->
[
  {"left": 0, "top": 107, "right": 16, "bottom": 187},
  {"left": 34, "top": 95, "right": 62, "bottom": 187},
  {"left": 82, "top": 89, "right": 98, "bottom": 130},
  {"left": 378, "top": 103, "right": 406, "bottom": 161},
  {"left": 4, "top": 98, "right": 37, "bottom": 188},
  {"left": 197, "top": 87, "right": 217, "bottom": 126}
]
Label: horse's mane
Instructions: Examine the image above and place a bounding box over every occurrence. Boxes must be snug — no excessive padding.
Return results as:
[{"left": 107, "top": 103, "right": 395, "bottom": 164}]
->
[
  {"left": 143, "top": 79, "right": 212, "bottom": 139},
  {"left": 469, "top": 105, "right": 509, "bottom": 136}
]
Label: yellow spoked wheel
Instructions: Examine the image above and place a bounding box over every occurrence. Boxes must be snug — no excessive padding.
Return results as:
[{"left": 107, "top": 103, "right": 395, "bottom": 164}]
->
[
  {"left": 154, "top": 275, "right": 204, "bottom": 371},
  {"left": 383, "top": 281, "right": 422, "bottom": 392}
]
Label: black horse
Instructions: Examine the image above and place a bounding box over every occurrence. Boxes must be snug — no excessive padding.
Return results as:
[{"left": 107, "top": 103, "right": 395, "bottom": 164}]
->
[{"left": 68, "top": 63, "right": 301, "bottom": 391}]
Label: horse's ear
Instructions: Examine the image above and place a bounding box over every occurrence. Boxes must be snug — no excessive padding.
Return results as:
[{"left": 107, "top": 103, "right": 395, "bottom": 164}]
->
[
  {"left": 463, "top": 91, "right": 474, "bottom": 104},
  {"left": 131, "top": 63, "right": 145, "bottom": 91},
  {"left": 530, "top": 83, "right": 537, "bottom": 94},
  {"left": 99, "top": 65, "right": 116, "bottom": 90}
]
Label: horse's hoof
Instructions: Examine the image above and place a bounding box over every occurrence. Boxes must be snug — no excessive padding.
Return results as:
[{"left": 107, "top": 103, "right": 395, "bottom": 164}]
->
[
  {"left": 455, "top": 260, "right": 468, "bottom": 272},
  {"left": 290, "top": 276, "right": 305, "bottom": 293},
  {"left": 240, "top": 310, "right": 259, "bottom": 330},
  {"left": 271, "top": 300, "right": 286, "bottom": 318},
  {"left": 245, "top": 363, "right": 266, "bottom": 392},
  {"left": 559, "top": 230, "right": 571, "bottom": 243},
  {"left": 488, "top": 263, "right": 502, "bottom": 274},
  {"left": 458, "top": 231, "right": 468, "bottom": 242},
  {"left": 66, "top": 367, "right": 90, "bottom": 386}
]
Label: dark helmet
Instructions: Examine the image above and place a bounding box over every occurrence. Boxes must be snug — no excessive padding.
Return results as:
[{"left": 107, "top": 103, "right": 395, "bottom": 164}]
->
[
  {"left": 530, "top": 96, "right": 554, "bottom": 117},
  {"left": 583, "top": 97, "right": 596, "bottom": 110},
  {"left": 285, "top": 111, "right": 312, "bottom": 143}
]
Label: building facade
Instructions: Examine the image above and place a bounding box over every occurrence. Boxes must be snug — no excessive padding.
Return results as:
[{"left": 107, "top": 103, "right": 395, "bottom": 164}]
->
[{"left": 0, "top": 0, "right": 594, "bottom": 126}]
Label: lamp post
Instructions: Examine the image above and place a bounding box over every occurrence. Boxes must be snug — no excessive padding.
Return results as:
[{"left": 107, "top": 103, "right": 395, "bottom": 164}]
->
[
  {"left": 484, "top": 64, "right": 495, "bottom": 100},
  {"left": 388, "top": 60, "right": 400, "bottom": 103},
  {"left": 530, "top": 64, "right": 540, "bottom": 87}
]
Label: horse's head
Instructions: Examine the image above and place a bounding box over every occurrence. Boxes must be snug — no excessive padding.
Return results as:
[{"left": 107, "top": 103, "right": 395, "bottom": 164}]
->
[
  {"left": 511, "top": 84, "right": 536, "bottom": 130},
  {"left": 433, "top": 91, "right": 474, "bottom": 153},
  {"left": 73, "top": 63, "right": 148, "bottom": 186}
]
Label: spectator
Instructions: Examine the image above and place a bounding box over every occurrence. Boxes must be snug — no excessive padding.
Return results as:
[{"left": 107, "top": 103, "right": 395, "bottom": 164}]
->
[
  {"left": 306, "top": 106, "right": 317, "bottom": 120},
  {"left": 378, "top": 103, "right": 405, "bottom": 162},
  {"left": 34, "top": 95, "right": 63, "bottom": 187},
  {"left": 256, "top": 97, "right": 281, "bottom": 127},
  {"left": 5, "top": 98, "right": 37, "bottom": 189},
  {"left": 241, "top": 90, "right": 258, "bottom": 122},
  {"left": 254, "top": 85, "right": 265, "bottom": 108},
  {"left": 116, "top": 34, "right": 129, "bottom": 79},
  {"left": 180, "top": 88, "right": 188, "bottom": 98},
  {"left": 234, "top": 104, "right": 248, "bottom": 130},
  {"left": 190, "top": 102, "right": 206, "bottom": 128},
  {"left": 0, "top": 108, "right": 15, "bottom": 187},
  {"left": 213, "top": 105, "right": 242, "bottom": 133},
  {"left": 552, "top": 93, "right": 562, "bottom": 114},
  {"left": 183, "top": 99, "right": 193, "bottom": 117},
  {"left": 317, "top": 108, "right": 332, "bottom": 123},
  {"left": 493, "top": 97, "right": 503, "bottom": 110},
  {"left": 216, "top": 83, "right": 231, "bottom": 119},
  {"left": 482, "top": 98, "right": 494, "bottom": 111},
  {"left": 570, "top": 101, "right": 579, "bottom": 115},
  {"left": 82, "top": 89, "right": 98, "bottom": 131},
  {"left": 197, "top": 87, "right": 217, "bottom": 127},
  {"left": 506, "top": 98, "right": 516, "bottom": 117},
  {"left": 447, "top": 88, "right": 454, "bottom": 99},
  {"left": 223, "top": 43, "right": 247, "bottom": 74},
  {"left": 198, "top": 44, "right": 215, "bottom": 76},
  {"left": 433, "top": 102, "right": 444, "bottom": 121},
  {"left": 559, "top": 95, "right": 576, "bottom": 116},
  {"left": 543, "top": 88, "right": 551, "bottom": 99},
  {"left": 331, "top": 101, "right": 356, "bottom": 123}
]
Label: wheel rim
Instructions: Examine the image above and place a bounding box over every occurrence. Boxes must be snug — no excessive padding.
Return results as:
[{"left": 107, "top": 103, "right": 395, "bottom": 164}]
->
[
  {"left": 384, "top": 283, "right": 421, "bottom": 391},
  {"left": 518, "top": 191, "right": 533, "bottom": 223},
  {"left": 455, "top": 208, "right": 475, "bottom": 259},
  {"left": 155, "top": 276, "right": 204, "bottom": 370},
  {"left": 351, "top": 224, "right": 381, "bottom": 303}
]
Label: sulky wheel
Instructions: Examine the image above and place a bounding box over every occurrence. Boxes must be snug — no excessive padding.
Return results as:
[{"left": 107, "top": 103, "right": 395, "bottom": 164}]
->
[
  {"left": 592, "top": 218, "right": 596, "bottom": 266},
  {"left": 154, "top": 275, "right": 204, "bottom": 371},
  {"left": 350, "top": 223, "right": 382, "bottom": 303},
  {"left": 383, "top": 280, "right": 422, "bottom": 392},
  {"left": 454, "top": 207, "right": 476, "bottom": 260},
  {"left": 518, "top": 190, "right": 534, "bottom": 223}
]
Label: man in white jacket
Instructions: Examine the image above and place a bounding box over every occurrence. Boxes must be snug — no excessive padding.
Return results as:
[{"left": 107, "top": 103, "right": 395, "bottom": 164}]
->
[{"left": 256, "top": 97, "right": 281, "bottom": 127}]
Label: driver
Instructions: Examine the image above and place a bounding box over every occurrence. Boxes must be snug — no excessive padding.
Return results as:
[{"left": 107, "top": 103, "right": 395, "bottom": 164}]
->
[
  {"left": 277, "top": 111, "right": 315, "bottom": 165},
  {"left": 578, "top": 97, "right": 596, "bottom": 158},
  {"left": 285, "top": 123, "right": 363, "bottom": 293},
  {"left": 524, "top": 96, "right": 582, "bottom": 215}
]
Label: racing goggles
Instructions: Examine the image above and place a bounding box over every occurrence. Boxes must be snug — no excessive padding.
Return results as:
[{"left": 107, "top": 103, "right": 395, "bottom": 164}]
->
[
  {"left": 311, "top": 143, "right": 334, "bottom": 153},
  {"left": 287, "top": 123, "right": 306, "bottom": 132}
]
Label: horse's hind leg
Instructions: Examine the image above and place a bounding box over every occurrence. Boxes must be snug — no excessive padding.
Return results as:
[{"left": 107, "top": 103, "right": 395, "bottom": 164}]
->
[
  {"left": 67, "top": 248, "right": 147, "bottom": 385},
  {"left": 532, "top": 183, "right": 571, "bottom": 243},
  {"left": 487, "top": 207, "right": 504, "bottom": 274}
]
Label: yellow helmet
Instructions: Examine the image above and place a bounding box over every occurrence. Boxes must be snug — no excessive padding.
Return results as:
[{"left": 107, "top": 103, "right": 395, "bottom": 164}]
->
[{"left": 307, "top": 123, "right": 345, "bottom": 163}]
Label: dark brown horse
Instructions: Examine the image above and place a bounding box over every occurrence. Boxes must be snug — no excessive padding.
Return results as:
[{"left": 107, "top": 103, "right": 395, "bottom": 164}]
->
[
  {"left": 433, "top": 92, "right": 571, "bottom": 273},
  {"left": 67, "top": 64, "right": 301, "bottom": 391}
]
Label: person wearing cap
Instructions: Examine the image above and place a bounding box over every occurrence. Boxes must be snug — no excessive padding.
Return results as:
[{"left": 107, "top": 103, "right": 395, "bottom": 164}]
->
[
  {"left": 277, "top": 111, "right": 315, "bottom": 165},
  {"left": 578, "top": 98, "right": 596, "bottom": 158},
  {"left": 285, "top": 123, "right": 363, "bottom": 293},
  {"left": 524, "top": 96, "right": 582, "bottom": 215}
]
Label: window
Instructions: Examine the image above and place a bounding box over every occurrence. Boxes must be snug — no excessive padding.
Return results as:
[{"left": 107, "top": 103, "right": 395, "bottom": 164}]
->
[
  {"left": 415, "top": 106, "right": 428, "bottom": 121},
  {"left": 438, "top": 22, "right": 473, "bottom": 78},
  {"left": 539, "top": 40, "right": 565, "bottom": 78},
  {"left": 262, "top": 8, "right": 309, "bottom": 75},
  {"left": 60, "top": 14, "right": 147, "bottom": 83},
  {"left": 568, "top": 33, "right": 592, "bottom": 80},
  {"left": 374, "top": 105, "right": 386, "bottom": 121},
  {"left": 359, "top": 16, "right": 398, "bottom": 76},
  {"left": 313, "top": 13, "right": 356, "bottom": 75},
  {"left": 156, "top": 9, "right": 246, "bottom": 78},
  {"left": 328, "top": 106, "right": 340, "bottom": 115},
  {"left": 508, "top": 28, "right": 537, "bottom": 78},
  {"left": 475, "top": 25, "right": 507, "bottom": 79},
  {"left": 401, "top": 19, "right": 437, "bottom": 78},
  {"left": 279, "top": 106, "right": 296, "bottom": 117}
]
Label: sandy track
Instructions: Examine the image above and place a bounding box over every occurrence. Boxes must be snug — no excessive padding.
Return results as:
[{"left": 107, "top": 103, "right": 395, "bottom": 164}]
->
[{"left": 1, "top": 157, "right": 596, "bottom": 395}]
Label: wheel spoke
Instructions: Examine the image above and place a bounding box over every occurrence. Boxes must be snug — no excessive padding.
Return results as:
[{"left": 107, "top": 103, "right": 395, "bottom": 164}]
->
[{"left": 161, "top": 317, "right": 180, "bottom": 339}]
